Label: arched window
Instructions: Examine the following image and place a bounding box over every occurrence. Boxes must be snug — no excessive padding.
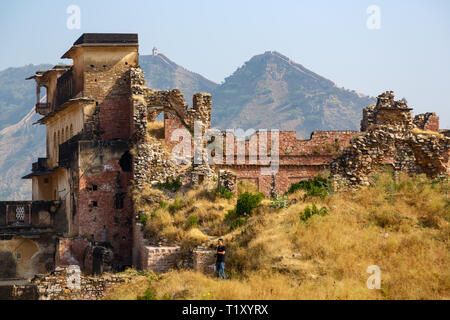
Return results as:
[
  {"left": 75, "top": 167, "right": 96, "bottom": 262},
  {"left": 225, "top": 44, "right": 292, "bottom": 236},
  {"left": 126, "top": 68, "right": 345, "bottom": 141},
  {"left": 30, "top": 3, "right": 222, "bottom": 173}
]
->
[{"left": 70, "top": 124, "right": 73, "bottom": 137}]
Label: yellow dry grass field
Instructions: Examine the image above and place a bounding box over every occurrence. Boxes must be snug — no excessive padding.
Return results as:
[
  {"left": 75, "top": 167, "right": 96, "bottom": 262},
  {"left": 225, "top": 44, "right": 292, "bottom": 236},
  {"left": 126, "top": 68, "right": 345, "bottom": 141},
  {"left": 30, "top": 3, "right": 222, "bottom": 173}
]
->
[{"left": 107, "top": 173, "right": 449, "bottom": 300}]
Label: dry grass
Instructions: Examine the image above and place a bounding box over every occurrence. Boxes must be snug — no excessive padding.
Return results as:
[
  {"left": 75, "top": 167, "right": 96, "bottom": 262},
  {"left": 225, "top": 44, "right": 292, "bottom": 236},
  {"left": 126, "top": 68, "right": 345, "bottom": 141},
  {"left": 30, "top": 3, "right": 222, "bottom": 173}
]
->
[
  {"left": 141, "top": 182, "right": 235, "bottom": 247},
  {"left": 113, "top": 173, "right": 449, "bottom": 300},
  {"left": 412, "top": 128, "right": 444, "bottom": 138},
  {"left": 147, "top": 121, "right": 165, "bottom": 140}
]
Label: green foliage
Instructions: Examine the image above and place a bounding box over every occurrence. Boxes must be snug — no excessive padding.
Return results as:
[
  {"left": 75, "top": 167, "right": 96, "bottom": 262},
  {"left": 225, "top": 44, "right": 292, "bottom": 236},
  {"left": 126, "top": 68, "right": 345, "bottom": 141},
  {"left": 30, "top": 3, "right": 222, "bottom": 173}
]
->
[
  {"left": 216, "top": 186, "right": 235, "bottom": 200},
  {"left": 287, "top": 177, "right": 330, "bottom": 199},
  {"left": 139, "top": 214, "right": 149, "bottom": 226},
  {"left": 225, "top": 208, "right": 248, "bottom": 231},
  {"left": 137, "top": 287, "right": 157, "bottom": 300},
  {"left": 236, "top": 192, "right": 264, "bottom": 217},
  {"left": 300, "top": 204, "right": 329, "bottom": 222},
  {"left": 157, "top": 176, "right": 182, "bottom": 192},
  {"left": 168, "top": 197, "right": 185, "bottom": 213},
  {"left": 159, "top": 201, "right": 168, "bottom": 209},
  {"left": 230, "top": 217, "right": 246, "bottom": 231},
  {"left": 271, "top": 195, "right": 288, "bottom": 209},
  {"left": 185, "top": 215, "right": 199, "bottom": 229}
]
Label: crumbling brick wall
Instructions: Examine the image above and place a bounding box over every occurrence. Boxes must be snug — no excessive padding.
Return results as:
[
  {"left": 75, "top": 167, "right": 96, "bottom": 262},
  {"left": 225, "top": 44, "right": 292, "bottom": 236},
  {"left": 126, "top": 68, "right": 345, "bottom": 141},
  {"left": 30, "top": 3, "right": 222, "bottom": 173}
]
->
[
  {"left": 414, "top": 112, "right": 440, "bottom": 132},
  {"left": 129, "top": 66, "right": 215, "bottom": 193},
  {"left": 331, "top": 91, "right": 450, "bottom": 189},
  {"left": 132, "top": 222, "right": 182, "bottom": 273},
  {"left": 193, "top": 248, "right": 216, "bottom": 275}
]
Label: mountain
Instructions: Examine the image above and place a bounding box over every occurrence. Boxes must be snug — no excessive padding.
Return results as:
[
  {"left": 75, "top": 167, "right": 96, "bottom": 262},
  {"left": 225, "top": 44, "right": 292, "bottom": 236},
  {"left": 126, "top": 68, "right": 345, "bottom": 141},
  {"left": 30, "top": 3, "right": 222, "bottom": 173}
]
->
[
  {"left": 211, "top": 51, "right": 375, "bottom": 137},
  {"left": 0, "top": 64, "right": 52, "bottom": 131},
  {"left": 0, "top": 107, "right": 45, "bottom": 200},
  {"left": 0, "top": 55, "right": 218, "bottom": 200},
  {"left": 0, "top": 64, "right": 51, "bottom": 200},
  {"left": 0, "top": 51, "right": 375, "bottom": 199},
  {"left": 139, "top": 54, "right": 218, "bottom": 105}
]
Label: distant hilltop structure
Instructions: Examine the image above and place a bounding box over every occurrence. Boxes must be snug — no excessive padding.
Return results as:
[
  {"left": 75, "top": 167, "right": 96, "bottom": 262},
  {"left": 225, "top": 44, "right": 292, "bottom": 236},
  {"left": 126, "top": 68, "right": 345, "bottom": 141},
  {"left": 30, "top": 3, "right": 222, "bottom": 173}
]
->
[{"left": 152, "top": 47, "right": 158, "bottom": 56}]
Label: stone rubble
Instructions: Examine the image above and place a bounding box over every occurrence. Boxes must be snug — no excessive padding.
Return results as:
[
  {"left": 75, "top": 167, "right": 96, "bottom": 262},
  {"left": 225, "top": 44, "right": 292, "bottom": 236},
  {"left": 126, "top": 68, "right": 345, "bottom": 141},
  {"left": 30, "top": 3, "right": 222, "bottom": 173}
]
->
[{"left": 331, "top": 91, "right": 450, "bottom": 189}]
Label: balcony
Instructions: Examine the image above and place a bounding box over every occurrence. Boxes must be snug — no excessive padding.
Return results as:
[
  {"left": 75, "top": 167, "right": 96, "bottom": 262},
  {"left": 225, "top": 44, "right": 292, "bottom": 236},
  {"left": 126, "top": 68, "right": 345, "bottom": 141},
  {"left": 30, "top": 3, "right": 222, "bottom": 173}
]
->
[
  {"left": 56, "top": 69, "right": 74, "bottom": 107},
  {"left": 0, "top": 201, "right": 61, "bottom": 237},
  {"left": 35, "top": 103, "right": 51, "bottom": 115}
]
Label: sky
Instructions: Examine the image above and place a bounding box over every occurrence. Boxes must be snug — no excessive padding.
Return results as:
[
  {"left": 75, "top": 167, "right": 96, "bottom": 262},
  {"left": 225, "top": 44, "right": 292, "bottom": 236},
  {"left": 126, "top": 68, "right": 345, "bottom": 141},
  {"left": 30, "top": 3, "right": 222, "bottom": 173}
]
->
[{"left": 0, "top": 0, "right": 449, "bottom": 128}]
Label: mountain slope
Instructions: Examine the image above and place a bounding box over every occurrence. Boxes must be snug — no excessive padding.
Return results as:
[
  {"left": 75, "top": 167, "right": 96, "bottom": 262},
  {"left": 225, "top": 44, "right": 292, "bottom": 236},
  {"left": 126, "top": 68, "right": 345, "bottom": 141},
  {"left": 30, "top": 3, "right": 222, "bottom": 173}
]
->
[
  {"left": 0, "top": 107, "right": 45, "bottom": 200},
  {"left": 211, "top": 51, "right": 375, "bottom": 137},
  {"left": 139, "top": 54, "right": 218, "bottom": 104},
  {"left": 0, "top": 64, "right": 52, "bottom": 130}
]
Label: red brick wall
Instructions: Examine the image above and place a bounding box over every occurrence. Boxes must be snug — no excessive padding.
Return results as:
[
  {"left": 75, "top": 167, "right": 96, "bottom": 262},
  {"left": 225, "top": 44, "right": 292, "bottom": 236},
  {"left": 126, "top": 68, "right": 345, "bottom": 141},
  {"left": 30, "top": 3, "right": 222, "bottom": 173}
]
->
[
  {"left": 162, "top": 117, "right": 359, "bottom": 195},
  {"left": 164, "top": 112, "right": 187, "bottom": 152},
  {"left": 423, "top": 115, "right": 440, "bottom": 132},
  {"left": 82, "top": 59, "right": 133, "bottom": 141},
  {"left": 99, "top": 98, "right": 131, "bottom": 140},
  {"left": 76, "top": 159, "right": 133, "bottom": 267}
]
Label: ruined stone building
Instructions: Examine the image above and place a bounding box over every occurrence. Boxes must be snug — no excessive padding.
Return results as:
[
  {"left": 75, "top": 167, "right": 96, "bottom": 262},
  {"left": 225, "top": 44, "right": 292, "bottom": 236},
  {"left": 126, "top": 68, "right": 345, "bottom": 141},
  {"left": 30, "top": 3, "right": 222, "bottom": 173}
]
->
[{"left": 0, "top": 33, "right": 448, "bottom": 280}]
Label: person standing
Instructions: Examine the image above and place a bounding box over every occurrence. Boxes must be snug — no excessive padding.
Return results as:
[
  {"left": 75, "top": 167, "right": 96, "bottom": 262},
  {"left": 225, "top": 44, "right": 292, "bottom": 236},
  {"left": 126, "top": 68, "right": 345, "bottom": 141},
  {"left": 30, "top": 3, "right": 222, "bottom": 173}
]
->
[{"left": 215, "top": 238, "right": 226, "bottom": 280}]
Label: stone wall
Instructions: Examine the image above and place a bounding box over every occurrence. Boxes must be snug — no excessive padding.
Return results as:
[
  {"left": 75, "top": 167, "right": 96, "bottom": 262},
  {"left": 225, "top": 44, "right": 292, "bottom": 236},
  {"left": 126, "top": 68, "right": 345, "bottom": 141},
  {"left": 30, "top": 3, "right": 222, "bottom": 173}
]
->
[
  {"left": 132, "top": 222, "right": 182, "bottom": 273},
  {"left": 331, "top": 91, "right": 450, "bottom": 189},
  {"left": 193, "top": 248, "right": 216, "bottom": 275},
  {"left": 32, "top": 266, "right": 131, "bottom": 300},
  {"left": 414, "top": 112, "right": 439, "bottom": 132}
]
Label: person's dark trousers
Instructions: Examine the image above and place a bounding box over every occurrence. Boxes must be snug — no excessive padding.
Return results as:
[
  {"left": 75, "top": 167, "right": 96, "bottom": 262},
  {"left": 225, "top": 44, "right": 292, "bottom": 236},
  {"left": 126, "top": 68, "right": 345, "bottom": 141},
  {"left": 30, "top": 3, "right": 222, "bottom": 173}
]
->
[{"left": 215, "top": 261, "right": 226, "bottom": 280}]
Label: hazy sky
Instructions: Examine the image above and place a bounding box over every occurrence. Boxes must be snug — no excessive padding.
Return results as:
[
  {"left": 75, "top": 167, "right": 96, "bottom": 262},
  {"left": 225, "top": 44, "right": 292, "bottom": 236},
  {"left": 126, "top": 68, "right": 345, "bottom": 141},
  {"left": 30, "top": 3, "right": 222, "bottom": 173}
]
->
[{"left": 0, "top": 0, "right": 449, "bottom": 127}]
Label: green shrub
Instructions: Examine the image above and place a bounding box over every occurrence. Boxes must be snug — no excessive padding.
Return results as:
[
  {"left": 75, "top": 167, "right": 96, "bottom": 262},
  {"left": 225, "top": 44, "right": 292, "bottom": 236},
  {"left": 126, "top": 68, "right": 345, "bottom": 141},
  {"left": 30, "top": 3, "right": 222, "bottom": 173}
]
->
[
  {"left": 230, "top": 218, "right": 246, "bottom": 230},
  {"left": 168, "top": 197, "right": 184, "bottom": 213},
  {"left": 137, "top": 288, "right": 157, "bottom": 300},
  {"left": 216, "top": 186, "right": 235, "bottom": 200},
  {"left": 140, "top": 214, "right": 149, "bottom": 226},
  {"left": 236, "top": 192, "right": 264, "bottom": 217},
  {"left": 271, "top": 195, "right": 288, "bottom": 209},
  {"left": 185, "top": 215, "right": 199, "bottom": 229},
  {"left": 157, "top": 176, "right": 182, "bottom": 192},
  {"left": 159, "top": 201, "right": 168, "bottom": 209},
  {"left": 287, "top": 177, "right": 330, "bottom": 199},
  {"left": 225, "top": 209, "right": 247, "bottom": 231},
  {"left": 300, "top": 204, "right": 329, "bottom": 222}
]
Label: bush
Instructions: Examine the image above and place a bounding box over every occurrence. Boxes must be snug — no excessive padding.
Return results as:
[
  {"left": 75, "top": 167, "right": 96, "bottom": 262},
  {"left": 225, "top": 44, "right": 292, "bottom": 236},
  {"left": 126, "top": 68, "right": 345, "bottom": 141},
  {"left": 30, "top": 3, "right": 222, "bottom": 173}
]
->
[
  {"left": 236, "top": 192, "right": 264, "bottom": 217},
  {"left": 185, "top": 215, "right": 199, "bottom": 229},
  {"left": 140, "top": 214, "right": 149, "bottom": 226},
  {"left": 137, "top": 287, "right": 157, "bottom": 300},
  {"left": 300, "top": 204, "right": 329, "bottom": 222},
  {"left": 157, "top": 176, "right": 182, "bottom": 192},
  {"left": 271, "top": 195, "right": 288, "bottom": 209},
  {"left": 168, "top": 197, "right": 185, "bottom": 213},
  {"left": 287, "top": 177, "right": 330, "bottom": 199},
  {"left": 216, "top": 186, "right": 234, "bottom": 200},
  {"left": 230, "top": 217, "right": 246, "bottom": 230}
]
